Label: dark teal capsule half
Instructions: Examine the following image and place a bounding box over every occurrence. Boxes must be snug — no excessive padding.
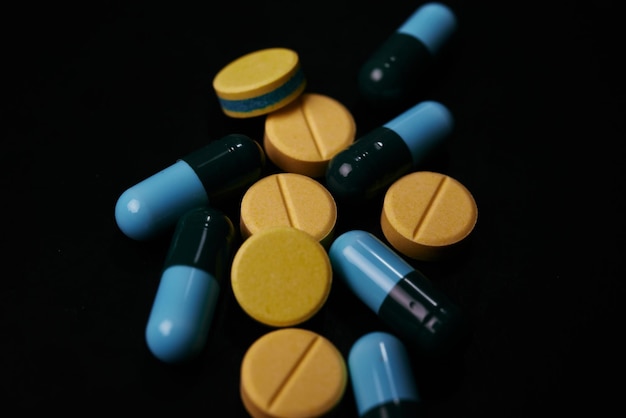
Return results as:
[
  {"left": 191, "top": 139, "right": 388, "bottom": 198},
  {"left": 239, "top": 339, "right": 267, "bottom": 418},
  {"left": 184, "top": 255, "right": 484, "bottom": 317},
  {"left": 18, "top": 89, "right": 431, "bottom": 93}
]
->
[
  {"left": 358, "top": 2, "right": 457, "bottom": 106},
  {"left": 325, "top": 100, "right": 453, "bottom": 200},
  {"left": 145, "top": 206, "right": 236, "bottom": 364},
  {"left": 182, "top": 134, "right": 265, "bottom": 201},
  {"left": 115, "top": 134, "right": 264, "bottom": 241}
]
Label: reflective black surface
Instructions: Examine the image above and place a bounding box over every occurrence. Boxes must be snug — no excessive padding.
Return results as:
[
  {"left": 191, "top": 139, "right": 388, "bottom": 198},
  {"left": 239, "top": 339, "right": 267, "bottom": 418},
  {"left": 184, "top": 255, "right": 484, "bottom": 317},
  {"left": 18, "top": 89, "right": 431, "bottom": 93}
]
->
[{"left": 6, "top": 0, "right": 624, "bottom": 415}]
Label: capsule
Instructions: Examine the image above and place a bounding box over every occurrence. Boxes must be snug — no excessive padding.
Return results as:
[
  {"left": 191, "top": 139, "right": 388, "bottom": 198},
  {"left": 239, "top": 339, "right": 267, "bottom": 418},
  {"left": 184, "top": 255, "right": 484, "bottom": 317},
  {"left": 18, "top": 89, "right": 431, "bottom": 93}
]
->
[
  {"left": 328, "top": 230, "right": 467, "bottom": 355},
  {"left": 358, "top": 2, "right": 457, "bottom": 106},
  {"left": 115, "top": 134, "right": 264, "bottom": 241},
  {"left": 348, "top": 332, "right": 420, "bottom": 418},
  {"left": 325, "top": 100, "right": 453, "bottom": 200},
  {"left": 145, "top": 206, "right": 236, "bottom": 364}
]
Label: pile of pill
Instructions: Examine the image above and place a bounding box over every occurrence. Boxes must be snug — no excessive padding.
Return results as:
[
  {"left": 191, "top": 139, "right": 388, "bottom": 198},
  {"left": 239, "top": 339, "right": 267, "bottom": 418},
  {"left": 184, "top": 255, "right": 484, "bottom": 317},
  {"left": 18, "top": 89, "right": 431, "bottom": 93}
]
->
[{"left": 115, "top": 3, "right": 478, "bottom": 417}]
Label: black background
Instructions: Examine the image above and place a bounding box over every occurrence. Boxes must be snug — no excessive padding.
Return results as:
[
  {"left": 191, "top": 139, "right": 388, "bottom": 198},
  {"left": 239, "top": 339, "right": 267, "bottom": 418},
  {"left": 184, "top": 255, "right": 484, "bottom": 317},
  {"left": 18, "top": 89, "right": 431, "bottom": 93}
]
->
[{"left": 4, "top": 0, "right": 625, "bottom": 415}]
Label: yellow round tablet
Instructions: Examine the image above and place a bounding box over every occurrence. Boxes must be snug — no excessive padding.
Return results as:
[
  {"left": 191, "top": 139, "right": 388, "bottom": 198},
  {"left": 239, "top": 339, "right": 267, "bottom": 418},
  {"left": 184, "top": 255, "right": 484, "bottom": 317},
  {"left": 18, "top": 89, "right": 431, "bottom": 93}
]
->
[
  {"left": 381, "top": 171, "right": 478, "bottom": 261},
  {"left": 240, "top": 173, "right": 337, "bottom": 248},
  {"left": 212, "top": 48, "right": 306, "bottom": 118},
  {"left": 231, "top": 226, "right": 332, "bottom": 327},
  {"left": 264, "top": 93, "right": 356, "bottom": 178},
  {"left": 240, "top": 328, "right": 347, "bottom": 418}
]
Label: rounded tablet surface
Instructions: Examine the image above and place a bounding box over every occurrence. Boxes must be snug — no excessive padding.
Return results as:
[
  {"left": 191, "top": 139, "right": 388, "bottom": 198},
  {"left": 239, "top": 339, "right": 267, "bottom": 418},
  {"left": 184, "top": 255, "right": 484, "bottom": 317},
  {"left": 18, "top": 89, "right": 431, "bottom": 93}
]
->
[
  {"left": 264, "top": 93, "right": 356, "bottom": 178},
  {"left": 381, "top": 171, "right": 478, "bottom": 261},
  {"left": 240, "top": 328, "right": 347, "bottom": 418},
  {"left": 213, "top": 48, "right": 306, "bottom": 118},
  {"left": 240, "top": 173, "right": 337, "bottom": 248},
  {"left": 231, "top": 226, "right": 332, "bottom": 327}
]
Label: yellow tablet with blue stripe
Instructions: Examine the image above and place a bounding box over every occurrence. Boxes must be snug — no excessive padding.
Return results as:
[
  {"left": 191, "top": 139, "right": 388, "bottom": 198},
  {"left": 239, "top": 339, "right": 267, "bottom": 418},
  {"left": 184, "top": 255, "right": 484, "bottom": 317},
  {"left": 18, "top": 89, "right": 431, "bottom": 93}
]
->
[{"left": 213, "top": 47, "right": 306, "bottom": 118}]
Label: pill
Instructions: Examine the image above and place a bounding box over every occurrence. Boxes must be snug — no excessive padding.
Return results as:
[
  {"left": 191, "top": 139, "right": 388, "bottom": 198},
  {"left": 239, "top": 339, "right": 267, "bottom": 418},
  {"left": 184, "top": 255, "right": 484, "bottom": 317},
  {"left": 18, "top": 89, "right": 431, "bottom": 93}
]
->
[
  {"left": 145, "top": 206, "right": 236, "bottom": 364},
  {"left": 348, "top": 332, "right": 420, "bottom": 418},
  {"left": 240, "top": 328, "right": 347, "bottom": 418},
  {"left": 328, "top": 230, "right": 467, "bottom": 355},
  {"left": 325, "top": 100, "right": 453, "bottom": 200},
  {"left": 115, "top": 134, "right": 264, "bottom": 241},
  {"left": 264, "top": 92, "right": 356, "bottom": 177},
  {"left": 358, "top": 2, "right": 457, "bottom": 106},
  {"left": 231, "top": 226, "right": 332, "bottom": 327},
  {"left": 239, "top": 173, "right": 337, "bottom": 248},
  {"left": 381, "top": 171, "right": 478, "bottom": 261},
  {"left": 212, "top": 47, "right": 306, "bottom": 118}
]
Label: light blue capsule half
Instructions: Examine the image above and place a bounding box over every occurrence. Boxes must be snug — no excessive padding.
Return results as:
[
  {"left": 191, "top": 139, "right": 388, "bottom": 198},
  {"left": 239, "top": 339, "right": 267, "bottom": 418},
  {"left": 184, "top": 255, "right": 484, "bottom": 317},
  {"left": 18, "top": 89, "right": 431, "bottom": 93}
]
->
[
  {"left": 397, "top": 2, "right": 457, "bottom": 55},
  {"left": 384, "top": 100, "right": 453, "bottom": 167},
  {"left": 329, "top": 230, "right": 413, "bottom": 313},
  {"left": 348, "top": 331, "right": 420, "bottom": 416},
  {"left": 145, "top": 265, "right": 220, "bottom": 364},
  {"left": 114, "top": 161, "right": 208, "bottom": 241}
]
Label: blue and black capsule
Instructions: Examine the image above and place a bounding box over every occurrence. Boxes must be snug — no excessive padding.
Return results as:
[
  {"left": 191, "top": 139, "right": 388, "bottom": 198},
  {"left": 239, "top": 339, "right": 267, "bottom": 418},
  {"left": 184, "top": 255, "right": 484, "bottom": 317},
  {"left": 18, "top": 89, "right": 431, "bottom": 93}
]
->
[
  {"left": 115, "top": 134, "right": 264, "bottom": 241},
  {"left": 329, "top": 230, "right": 467, "bottom": 355},
  {"left": 349, "top": 332, "right": 421, "bottom": 418},
  {"left": 358, "top": 2, "right": 457, "bottom": 106},
  {"left": 325, "top": 100, "right": 453, "bottom": 200},
  {"left": 145, "top": 206, "right": 236, "bottom": 364}
]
